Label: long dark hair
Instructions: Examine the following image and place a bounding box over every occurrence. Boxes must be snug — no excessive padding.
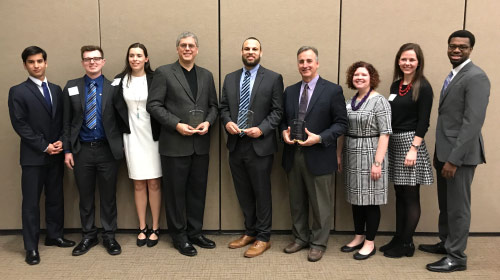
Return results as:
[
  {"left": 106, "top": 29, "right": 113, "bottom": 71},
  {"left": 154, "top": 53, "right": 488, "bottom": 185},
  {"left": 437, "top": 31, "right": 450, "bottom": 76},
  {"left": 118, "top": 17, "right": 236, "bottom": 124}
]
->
[
  {"left": 120, "top": 42, "right": 153, "bottom": 87},
  {"left": 393, "top": 43, "right": 428, "bottom": 101}
]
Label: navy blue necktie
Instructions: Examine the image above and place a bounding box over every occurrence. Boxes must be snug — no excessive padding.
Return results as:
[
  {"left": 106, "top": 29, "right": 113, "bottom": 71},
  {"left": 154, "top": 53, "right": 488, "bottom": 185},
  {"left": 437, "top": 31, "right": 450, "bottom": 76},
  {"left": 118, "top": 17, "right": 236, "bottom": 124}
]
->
[
  {"left": 237, "top": 71, "right": 251, "bottom": 136},
  {"left": 41, "top": 82, "right": 52, "bottom": 113},
  {"left": 86, "top": 81, "right": 97, "bottom": 129},
  {"left": 440, "top": 71, "right": 453, "bottom": 99}
]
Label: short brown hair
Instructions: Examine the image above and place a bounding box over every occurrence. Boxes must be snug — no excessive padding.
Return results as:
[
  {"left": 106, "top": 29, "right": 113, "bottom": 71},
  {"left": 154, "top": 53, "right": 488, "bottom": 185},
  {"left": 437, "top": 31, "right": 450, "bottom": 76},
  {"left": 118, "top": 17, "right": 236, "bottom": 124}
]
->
[
  {"left": 346, "top": 61, "right": 380, "bottom": 90},
  {"left": 80, "top": 45, "right": 104, "bottom": 60}
]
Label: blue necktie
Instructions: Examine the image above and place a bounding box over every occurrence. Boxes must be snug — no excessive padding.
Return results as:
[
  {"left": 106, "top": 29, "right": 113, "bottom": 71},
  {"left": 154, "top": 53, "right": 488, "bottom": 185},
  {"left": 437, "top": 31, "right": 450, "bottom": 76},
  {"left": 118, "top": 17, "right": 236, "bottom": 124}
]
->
[
  {"left": 237, "top": 71, "right": 251, "bottom": 136},
  {"left": 440, "top": 71, "right": 453, "bottom": 98},
  {"left": 41, "top": 82, "right": 52, "bottom": 113},
  {"left": 85, "top": 81, "right": 97, "bottom": 129}
]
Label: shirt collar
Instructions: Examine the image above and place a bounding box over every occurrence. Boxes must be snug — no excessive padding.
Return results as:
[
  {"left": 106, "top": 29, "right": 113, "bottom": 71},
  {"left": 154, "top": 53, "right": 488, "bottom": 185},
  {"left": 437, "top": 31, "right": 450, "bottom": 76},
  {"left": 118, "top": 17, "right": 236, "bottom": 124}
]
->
[
  {"left": 242, "top": 64, "right": 260, "bottom": 76},
  {"left": 452, "top": 59, "right": 471, "bottom": 76},
  {"left": 301, "top": 74, "right": 320, "bottom": 88},
  {"left": 28, "top": 76, "right": 47, "bottom": 86},
  {"left": 84, "top": 74, "right": 103, "bottom": 85}
]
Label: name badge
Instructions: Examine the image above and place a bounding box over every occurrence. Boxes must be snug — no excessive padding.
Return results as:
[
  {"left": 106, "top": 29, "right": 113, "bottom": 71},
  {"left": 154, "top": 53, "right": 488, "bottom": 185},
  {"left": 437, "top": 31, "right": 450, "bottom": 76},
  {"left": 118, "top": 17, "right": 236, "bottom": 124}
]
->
[
  {"left": 111, "top": 78, "right": 121, "bottom": 86},
  {"left": 68, "top": 86, "right": 79, "bottom": 96},
  {"left": 388, "top": 94, "right": 397, "bottom": 101}
]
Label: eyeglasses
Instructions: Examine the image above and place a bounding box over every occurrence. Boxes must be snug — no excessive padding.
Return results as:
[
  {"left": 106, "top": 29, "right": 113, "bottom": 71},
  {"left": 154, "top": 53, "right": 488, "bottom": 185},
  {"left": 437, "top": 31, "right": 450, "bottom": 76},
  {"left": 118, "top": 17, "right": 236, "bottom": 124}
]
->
[
  {"left": 83, "top": 57, "right": 103, "bottom": 63},
  {"left": 448, "top": 44, "right": 470, "bottom": 51},
  {"left": 179, "top": 43, "right": 197, "bottom": 50}
]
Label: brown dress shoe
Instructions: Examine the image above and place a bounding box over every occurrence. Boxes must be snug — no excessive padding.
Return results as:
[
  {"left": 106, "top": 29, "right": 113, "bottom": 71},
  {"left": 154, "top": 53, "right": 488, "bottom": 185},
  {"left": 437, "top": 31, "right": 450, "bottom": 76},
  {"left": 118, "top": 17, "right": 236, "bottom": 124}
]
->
[
  {"left": 228, "top": 235, "right": 256, "bottom": 249},
  {"left": 307, "top": 248, "right": 324, "bottom": 262},
  {"left": 244, "top": 240, "right": 271, "bottom": 257},
  {"left": 284, "top": 242, "right": 307, "bottom": 254}
]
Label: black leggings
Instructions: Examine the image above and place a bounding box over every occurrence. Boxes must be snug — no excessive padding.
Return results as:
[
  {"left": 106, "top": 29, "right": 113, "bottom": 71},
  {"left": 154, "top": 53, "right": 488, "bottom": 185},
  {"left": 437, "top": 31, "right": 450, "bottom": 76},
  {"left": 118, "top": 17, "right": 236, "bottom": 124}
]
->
[
  {"left": 394, "top": 184, "right": 421, "bottom": 243},
  {"left": 352, "top": 205, "right": 380, "bottom": 241}
]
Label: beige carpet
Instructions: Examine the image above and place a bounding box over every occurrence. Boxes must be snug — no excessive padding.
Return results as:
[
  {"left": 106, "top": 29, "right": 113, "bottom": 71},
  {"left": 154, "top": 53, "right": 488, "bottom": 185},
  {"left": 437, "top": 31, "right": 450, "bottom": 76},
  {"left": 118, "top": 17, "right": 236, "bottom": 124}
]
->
[{"left": 0, "top": 233, "right": 498, "bottom": 279}]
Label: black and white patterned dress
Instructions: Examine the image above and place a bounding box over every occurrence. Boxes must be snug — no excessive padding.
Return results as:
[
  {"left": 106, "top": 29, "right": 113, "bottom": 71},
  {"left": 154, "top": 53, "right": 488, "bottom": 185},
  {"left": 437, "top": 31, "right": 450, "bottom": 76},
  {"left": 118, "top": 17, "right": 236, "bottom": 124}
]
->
[
  {"left": 388, "top": 79, "right": 434, "bottom": 186},
  {"left": 343, "top": 93, "right": 392, "bottom": 205}
]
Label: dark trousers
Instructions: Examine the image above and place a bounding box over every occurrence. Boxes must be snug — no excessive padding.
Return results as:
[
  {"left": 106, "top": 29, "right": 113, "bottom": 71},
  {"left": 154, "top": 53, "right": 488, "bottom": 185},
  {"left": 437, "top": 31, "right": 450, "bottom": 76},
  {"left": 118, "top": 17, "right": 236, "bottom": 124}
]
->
[
  {"left": 352, "top": 205, "right": 380, "bottom": 241},
  {"left": 21, "top": 158, "right": 64, "bottom": 251},
  {"left": 229, "top": 137, "right": 273, "bottom": 242},
  {"left": 287, "top": 148, "right": 333, "bottom": 250},
  {"left": 161, "top": 153, "right": 209, "bottom": 244},
  {"left": 435, "top": 160, "right": 475, "bottom": 263},
  {"left": 73, "top": 142, "right": 119, "bottom": 240}
]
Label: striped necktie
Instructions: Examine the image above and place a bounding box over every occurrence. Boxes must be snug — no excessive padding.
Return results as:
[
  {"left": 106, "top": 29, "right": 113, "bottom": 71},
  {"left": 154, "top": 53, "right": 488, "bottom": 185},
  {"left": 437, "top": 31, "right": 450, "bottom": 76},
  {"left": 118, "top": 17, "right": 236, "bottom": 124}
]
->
[
  {"left": 85, "top": 81, "right": 97, "bottom": 129},
  {"left": 237, "top": 70, "right": 251, "bottom": 136},
  {"left": 440, "top": 71, "right": 453, "bottom": 98}
]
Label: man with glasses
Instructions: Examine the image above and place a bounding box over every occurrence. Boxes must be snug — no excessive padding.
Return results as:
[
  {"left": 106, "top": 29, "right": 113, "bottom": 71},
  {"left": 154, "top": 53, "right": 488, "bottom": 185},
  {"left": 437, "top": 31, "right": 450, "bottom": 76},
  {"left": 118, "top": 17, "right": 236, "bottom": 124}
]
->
[
  {"left": 420, "top": 30, "right": 490, "bottom": 273},
  {"left": 62, "top": 45, "right": 126, "bottom": 256},
  {"left": 147, "top": 32, "right": 218, "bottom": 257}
]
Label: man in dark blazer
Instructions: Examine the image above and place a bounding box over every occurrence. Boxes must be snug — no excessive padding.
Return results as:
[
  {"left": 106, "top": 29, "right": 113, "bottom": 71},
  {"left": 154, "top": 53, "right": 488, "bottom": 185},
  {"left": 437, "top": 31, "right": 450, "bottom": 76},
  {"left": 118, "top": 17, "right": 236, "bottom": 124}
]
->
[
  {"left": 8, "top": 46, "right": 75, "bottom": 265},
  {"left": 147, "top": 32, "right": 218, "bottom": 257},
  {"left": 281, "top": 46, "right": 347, "bottom": 262},
  {"left": 420, "top": 30, "right": 490, "bottom": 273},
  {"left": 62, "top": 45, "right": 125, "bottom": 256},
  {"left": 219, "top": 37, "right": 283, "bottom": 258}
]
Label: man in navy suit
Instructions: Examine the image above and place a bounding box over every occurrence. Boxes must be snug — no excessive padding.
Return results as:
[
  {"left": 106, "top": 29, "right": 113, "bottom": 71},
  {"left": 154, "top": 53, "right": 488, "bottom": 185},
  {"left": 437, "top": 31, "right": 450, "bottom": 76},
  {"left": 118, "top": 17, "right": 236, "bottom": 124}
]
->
[
  {"left": 281, "top": 46, "right": 347, "bottom": 262},
  {"left": 8, "top": 46, "right": 75, "bottom": 265}
]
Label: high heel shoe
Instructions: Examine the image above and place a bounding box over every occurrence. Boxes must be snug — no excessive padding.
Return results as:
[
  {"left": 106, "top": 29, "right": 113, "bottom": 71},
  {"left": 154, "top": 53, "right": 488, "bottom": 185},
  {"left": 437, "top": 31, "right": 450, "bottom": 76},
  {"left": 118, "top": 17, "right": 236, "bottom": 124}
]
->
[
  {"left": 137, "top": 225, "right": 148, "bottom": 247},
  {"left": 383, "top": 242, "right": 415, "bottom": 258},
  {"left": 147, "top": 228, "right": 160, "bottom": 247},
  {"left": 380, "top": 236, "right": 401, "bottom": 252}
]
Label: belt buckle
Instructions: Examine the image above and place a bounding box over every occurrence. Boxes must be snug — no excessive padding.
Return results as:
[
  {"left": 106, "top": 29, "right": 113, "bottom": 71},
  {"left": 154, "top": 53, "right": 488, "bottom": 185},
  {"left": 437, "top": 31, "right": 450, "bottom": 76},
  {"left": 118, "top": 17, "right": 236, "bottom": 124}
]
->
[{"left": 90, "top": 141, "right": 99, "bottom": 147}]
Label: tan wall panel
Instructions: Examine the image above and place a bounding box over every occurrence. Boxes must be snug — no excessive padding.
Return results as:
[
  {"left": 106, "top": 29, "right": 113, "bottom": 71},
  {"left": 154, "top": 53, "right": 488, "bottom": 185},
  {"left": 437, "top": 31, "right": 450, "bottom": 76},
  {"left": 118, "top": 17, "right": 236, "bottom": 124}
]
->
[
  {"left": 220, "top": 0, "right": 340, "bottom": 230},
  {"left": 336, "top": 0, "right": 466, "bottom": 232},
  {"left": 464, "top": 0, "right": 500, "bottom": 232},
  {"left": 0, "top": 0, "right": 101, "bottom": 229},
  {"left": 99, "top": 0, "right": 220, "bottom": 230}
]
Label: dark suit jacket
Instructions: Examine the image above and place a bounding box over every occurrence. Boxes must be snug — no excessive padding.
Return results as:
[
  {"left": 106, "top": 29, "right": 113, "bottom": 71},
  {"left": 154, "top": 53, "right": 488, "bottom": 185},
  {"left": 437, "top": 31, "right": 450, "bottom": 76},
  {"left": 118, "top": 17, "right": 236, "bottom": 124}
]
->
[
  {"left": 62, "top": 75, "right": 124, "bottom": 160},
  {"left": 280, "top": 77, "right": 347, "bottom": 176},
  {"left": 435, "top": 62, "right": 490, "bottom": 166},
  {"left": 8, "top": 78, "right": 64, "bottom": 166},
  {"left": 113, "top": 72, "right": 160, "bottom": 141},
  {"left": 146, "top": 61, "right": 218, "bottom": 157},
  {"left": 219, "top": 66, "right": 284, "bottom": 156}
]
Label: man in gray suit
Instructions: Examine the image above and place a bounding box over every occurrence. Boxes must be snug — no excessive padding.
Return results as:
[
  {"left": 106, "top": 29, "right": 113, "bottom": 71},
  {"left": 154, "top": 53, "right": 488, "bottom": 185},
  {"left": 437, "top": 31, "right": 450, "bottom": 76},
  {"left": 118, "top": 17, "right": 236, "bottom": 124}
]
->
[
  {"left": 220, "top": 37, "right": 283, "bottom": 258},
  {"left": 420, "top": 30, "right": 490, "bottom": 273},
  {"left": 147, "top": 32, "right": 218, "bottom": 257}
]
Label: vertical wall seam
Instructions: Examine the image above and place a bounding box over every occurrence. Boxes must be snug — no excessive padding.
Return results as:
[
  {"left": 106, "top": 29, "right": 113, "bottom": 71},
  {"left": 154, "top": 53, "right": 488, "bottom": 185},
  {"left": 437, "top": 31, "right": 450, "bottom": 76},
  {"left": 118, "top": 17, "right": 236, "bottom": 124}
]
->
[
  {"left": 98, "top": 0, "right": 102, "bottom": 46},
  {"left": 218, "top": 0, "right": 222, "bottom": 233},
  {"left": 463, "top": 0, "right": 467, "bottom": 29},
  {"left": 334, "top": 0, "right": 343, "bottom": 231}
]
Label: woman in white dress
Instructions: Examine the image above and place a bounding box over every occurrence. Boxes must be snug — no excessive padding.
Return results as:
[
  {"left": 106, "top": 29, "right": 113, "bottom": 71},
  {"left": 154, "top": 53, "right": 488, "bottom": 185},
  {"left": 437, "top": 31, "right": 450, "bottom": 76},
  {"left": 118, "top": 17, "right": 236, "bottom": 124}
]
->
[
  {"left": 115, "top": 43, "right": 162, "bottom": 247},
  {"left": 337, "top": 61, "right": 392, "bottom": 260}
]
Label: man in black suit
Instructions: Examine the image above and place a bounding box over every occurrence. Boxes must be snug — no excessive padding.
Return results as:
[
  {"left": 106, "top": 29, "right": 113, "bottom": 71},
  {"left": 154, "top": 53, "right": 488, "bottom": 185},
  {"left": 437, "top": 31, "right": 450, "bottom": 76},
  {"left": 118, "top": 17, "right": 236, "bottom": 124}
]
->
[
  {"left": 147, "top": 32, "right": 218, "bottom": 257},
  {"left": 62, "top": 45, "right": 124, "bottom": 256},
  {"left": 220, "top": 37, "right": 283, "bottom": 258},
  {"left": 281, "top": 46, "right": 347, "bottom": 262},
  {"left": 8, "top": 46, "right": 75, "bottom": 265}
]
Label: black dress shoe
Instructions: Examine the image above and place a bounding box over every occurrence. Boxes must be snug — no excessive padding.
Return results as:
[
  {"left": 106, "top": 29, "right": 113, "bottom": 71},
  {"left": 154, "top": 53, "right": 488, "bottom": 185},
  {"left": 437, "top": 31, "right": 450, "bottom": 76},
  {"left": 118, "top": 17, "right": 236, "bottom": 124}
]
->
[
  {"left": 353, "top": 247, "right": 376, "bottom": 260},
  {"left": 25, "top": 250, "right": 40, "bottom": 265},
  {"left": 419, "top": 242, "right": 447, "bottom": 254},
  {"left": 340, "top": 242, "right": 364, "bottom": 253},
  {"left": 103, "top": 239, "right": 122, "bottom": 255},
  {"left": 379, "top": 236, "right": 401, "bottom": 252},
  {"left": 147, "top": 228, "right": 160, "bottom": 248},
  {"left": 426, "top": 257, "right": 467, "bottom": 272},
  {"left": 384, "top": 243, "right": 415, "bottom": 258},
  {"left": 137, "top": 225, "right": 148, "bottom": 247},
  {"left": 45, "top": 237, "right": 76, "bottom": 247},
  {"left": 188, "top": 235, "right": 216, "bottom": 249},
  {"left": 174, "top": 242, "right": 197, "bottom": 256},
  {"left": 72, "top": 238, "right": 99, "bottom": 256}
]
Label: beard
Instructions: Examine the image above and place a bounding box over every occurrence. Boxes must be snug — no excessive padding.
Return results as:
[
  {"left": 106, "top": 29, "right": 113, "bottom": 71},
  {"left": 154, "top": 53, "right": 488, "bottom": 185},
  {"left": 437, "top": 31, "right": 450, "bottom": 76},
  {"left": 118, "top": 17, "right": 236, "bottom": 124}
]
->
[{"left": 242, "top": 55, "right": 261, "bottom": 68}]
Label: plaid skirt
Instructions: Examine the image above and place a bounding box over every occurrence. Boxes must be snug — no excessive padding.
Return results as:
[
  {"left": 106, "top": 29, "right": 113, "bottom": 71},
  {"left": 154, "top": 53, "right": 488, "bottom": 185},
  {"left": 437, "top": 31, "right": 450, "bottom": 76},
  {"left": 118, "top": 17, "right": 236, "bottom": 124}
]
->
[{"left": 388, "top": 131, "right": 434, "bottom": 186}]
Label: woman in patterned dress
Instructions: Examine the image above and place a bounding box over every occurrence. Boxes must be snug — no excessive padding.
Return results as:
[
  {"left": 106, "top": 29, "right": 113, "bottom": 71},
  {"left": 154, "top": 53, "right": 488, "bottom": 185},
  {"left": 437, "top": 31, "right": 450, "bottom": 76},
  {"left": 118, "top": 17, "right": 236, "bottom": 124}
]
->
[
  {"left": 115, "top": 43, "right": 162, "bottom": 247},
  {"left": 337, "top": 61, "right": 392, "bottom": 260},
  {"left": 381, "top": 43, "right": 434, "bottom": 258}
]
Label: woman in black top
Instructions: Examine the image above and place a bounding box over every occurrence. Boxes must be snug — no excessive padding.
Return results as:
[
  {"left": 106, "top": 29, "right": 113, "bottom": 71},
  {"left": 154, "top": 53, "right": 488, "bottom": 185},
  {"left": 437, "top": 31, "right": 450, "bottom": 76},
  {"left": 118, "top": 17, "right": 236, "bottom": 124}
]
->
[{"left": 382, "top": 43, "right": 434, "bottom": 258}]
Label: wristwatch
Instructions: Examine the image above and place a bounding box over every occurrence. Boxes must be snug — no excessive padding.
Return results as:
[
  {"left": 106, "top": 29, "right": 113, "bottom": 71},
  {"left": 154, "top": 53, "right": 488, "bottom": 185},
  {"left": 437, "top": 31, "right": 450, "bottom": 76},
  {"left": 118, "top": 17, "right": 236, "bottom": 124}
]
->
[
  {"left": 373, "top": 161, "right": 381, "bottom": 167},
  {"left": 411, "top": 144, "right": 420, "bottom": 149}
]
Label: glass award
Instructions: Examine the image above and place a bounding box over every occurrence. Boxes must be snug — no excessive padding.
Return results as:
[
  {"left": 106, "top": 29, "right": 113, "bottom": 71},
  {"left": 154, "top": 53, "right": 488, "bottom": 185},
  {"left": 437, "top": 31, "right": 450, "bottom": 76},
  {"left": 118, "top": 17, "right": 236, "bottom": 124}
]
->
[
  {"left": 188, "top": 109, "right": 204, "bottom": 128},
  {"left": 240, "top": 109, "right": 254, "bottom": 131},
  {"left": 291, "top": 119, "right": 306, "bottom": 142}
]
